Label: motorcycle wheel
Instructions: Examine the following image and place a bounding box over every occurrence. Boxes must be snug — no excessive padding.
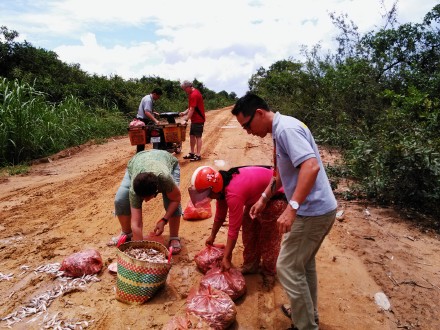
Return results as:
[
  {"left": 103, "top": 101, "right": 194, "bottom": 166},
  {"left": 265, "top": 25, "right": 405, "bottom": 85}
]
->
[{"left": 174, "top": 143, "right": 182, "bottom": 154}]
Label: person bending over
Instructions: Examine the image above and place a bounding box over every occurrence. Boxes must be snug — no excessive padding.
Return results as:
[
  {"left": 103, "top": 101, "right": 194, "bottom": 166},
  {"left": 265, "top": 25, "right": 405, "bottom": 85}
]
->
[{"left": 110, "top": 149, "right": 183, "bottom": 254}]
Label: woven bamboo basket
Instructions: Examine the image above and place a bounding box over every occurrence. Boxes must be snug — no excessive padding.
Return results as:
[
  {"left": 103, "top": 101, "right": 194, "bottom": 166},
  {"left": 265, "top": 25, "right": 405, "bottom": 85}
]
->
[{"left": 116, "top": 240, "right": 171, "bottom": 304}]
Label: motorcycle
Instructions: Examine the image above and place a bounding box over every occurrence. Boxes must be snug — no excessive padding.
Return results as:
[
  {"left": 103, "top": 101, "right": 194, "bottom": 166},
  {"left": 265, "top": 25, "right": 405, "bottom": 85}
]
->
[{"left": 147, "top": 112, "right": 186, "bottom": 154}]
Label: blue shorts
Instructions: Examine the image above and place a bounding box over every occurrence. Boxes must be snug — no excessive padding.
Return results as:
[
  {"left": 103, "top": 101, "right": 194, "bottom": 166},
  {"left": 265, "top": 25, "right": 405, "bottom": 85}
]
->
[{"left": 114, "top": 163, "right": 182, "bottom": 217}]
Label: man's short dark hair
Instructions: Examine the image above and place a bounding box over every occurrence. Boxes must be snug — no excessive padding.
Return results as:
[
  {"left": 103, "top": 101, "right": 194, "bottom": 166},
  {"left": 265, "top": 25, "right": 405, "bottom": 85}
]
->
[
  {"left": 231, "top": 92, "right": 270, "bottom": 117},
  {"left": 133, "top": 172, "right": 159, "bottom": 197},
  {"left": 152, "top": 88, "right": 163, "bottom": 95}
]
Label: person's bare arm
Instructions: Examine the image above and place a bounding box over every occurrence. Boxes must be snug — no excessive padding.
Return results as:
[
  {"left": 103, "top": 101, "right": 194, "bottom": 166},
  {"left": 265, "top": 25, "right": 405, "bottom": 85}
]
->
[
  {"left": 163, "top": 185, "right": 181, "bottom": 219},
  {"left": 206, "top": 220, "right": 224, "bottom": 245},
  {"left": 144, "top": 110, "right": 159, "bottom": 123},
  {"left": 249, "top": 171, "right": 282, "bottom": 219},
  {"left": 185, "top": 107, "right": 195, "bottom": 122},
  {"left": 221, "top": 237, "right": 237, "bottom": 271},
  {"left": 130, "top": 207, "right": 143, "bottom": 240},
  {"left": 277, "top": 157, "right": 320, "bottom": 234}
]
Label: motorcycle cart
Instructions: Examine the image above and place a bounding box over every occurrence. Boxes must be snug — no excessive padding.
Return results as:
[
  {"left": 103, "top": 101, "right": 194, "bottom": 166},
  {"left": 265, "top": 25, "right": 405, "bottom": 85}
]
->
[
  {"left": 128, "top": 112, "right": 186, "bottom": 155},
  {"left": 151, "top": 112, "right": 187, "bottom": 154}
]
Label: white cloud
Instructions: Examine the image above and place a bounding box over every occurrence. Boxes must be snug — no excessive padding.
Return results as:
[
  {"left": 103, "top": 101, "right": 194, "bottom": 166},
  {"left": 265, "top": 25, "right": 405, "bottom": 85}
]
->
[{"left": 1, "top": 0, "right": 438, "bottom": 96}]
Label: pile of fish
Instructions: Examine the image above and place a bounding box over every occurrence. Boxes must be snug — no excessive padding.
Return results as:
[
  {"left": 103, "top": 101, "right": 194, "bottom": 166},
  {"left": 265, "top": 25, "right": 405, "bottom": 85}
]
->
[
  {"left": 123, "top": 247, "right": 167, "bottom": 263},
  {"left": 1, "top": 263, "right": 99, "bottom": 329}
]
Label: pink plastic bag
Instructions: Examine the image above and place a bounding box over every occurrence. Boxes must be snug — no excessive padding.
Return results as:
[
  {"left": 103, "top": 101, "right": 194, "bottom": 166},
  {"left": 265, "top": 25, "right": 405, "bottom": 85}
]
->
[
  {"left": 194, "top": 244, "right": 225, "bottom": 274},
  {"left": 183, "top": 198, "right": 212, "bottom": 220},
  {"left": 129, "top": 119, "right": 145, "bottom": 127},
  {"left": 200, "top": 266, "right": 247, "bottom": 301},
  {"left": 59, "top": 249, "right": 103, "bottom": 277},
  {"left": 186, "top": 284, "right": 236, "bottom": 330}
]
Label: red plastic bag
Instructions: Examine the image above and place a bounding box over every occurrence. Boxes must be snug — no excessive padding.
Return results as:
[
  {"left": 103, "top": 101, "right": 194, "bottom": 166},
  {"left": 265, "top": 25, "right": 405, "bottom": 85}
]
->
[
  {"left": 186, "top": 284, "right": 236, "bottom": 330},
  {"left": 200, "top": 266, "right": 246, "bottom": 301},
  {"left": 183, "top": 198, "right": 212, "bottom": 220},
  {"left": 59, "top": 249, "right": 103, "bottom": 277},
  {"left": 194, "top": 244, "right": 225, "bottom": 274}
]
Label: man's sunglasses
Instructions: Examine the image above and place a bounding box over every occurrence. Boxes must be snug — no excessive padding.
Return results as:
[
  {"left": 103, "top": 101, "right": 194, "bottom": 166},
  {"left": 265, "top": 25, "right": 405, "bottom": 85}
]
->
[{"left": 241, "top": 111, "right": 256, "bottom": 130}]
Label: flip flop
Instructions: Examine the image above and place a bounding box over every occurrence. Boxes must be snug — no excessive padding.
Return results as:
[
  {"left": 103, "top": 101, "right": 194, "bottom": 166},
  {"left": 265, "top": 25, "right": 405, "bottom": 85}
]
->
[{"left": 107, "top": 232, "right": 132, "bottom": 247}]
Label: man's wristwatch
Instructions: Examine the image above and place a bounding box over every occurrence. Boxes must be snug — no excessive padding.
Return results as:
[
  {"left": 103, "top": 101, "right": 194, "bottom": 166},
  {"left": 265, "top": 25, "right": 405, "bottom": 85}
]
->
[{"left": 289, "top": 200, "right": 299, "bottom": 210}]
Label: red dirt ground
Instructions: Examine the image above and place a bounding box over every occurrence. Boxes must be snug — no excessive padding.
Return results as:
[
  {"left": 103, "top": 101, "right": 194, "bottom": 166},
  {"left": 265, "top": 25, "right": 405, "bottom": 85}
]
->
[{"left": 0, "top": 107, "right": 439, "bottom": 329}]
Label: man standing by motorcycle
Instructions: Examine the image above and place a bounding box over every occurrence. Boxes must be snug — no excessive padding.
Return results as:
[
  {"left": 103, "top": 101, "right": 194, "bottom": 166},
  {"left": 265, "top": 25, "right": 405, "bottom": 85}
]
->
[
  {"left": 136, "top": 88, "right": 162, "bottom": 153},
  {"left": 179, "top": 80, "right": 205, "bottom": 161}
]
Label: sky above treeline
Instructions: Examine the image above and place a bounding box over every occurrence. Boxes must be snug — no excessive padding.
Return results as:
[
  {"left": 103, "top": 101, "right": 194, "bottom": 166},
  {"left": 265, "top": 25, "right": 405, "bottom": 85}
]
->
[{"left": 0, "top": 0, "right": 438, "bottom": 96}]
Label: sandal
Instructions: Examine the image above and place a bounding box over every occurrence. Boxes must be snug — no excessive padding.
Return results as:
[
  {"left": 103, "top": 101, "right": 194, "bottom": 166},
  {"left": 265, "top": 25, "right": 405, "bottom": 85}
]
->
[
  {"left": 183, "top": 153, "right": 195, "bottom": 159},
  {"left": 169, "top": 237, "right": 182, "bottom": 255},
  {"left": 107, "top": 232, "right": 132, "bottom": 247},
  {"left": 281, "top": 304, "right": 319, "bottom": 324},
  {"left": 190, "top": 155, "right": 202, "bottom": 162}
]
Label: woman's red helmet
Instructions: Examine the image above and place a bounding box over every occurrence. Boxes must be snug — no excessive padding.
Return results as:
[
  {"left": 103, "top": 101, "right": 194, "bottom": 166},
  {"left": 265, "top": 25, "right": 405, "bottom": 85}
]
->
[
  {"left": 191, "top": 166, "right": 223, "bottom": 193},
  {"left": 188, "top": 166, "right": 223, "bottom": 205}
]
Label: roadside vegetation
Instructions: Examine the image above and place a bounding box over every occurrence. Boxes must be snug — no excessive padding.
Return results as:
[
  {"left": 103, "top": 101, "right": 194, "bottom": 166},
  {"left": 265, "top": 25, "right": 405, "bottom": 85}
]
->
[
  {"left": 0, "top": 25, "right": 236, "bottom": 166},
  {"left": 0, "top": 3, "right": 438, "bottom": 226},
  {"left": 249, "top": 3, "right": 440, "bottom": 224}
]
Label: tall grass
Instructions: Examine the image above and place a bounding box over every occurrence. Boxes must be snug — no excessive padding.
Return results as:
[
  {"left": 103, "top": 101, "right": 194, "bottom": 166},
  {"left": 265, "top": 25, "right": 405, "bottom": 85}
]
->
[{"left": 0, "top": 78, "right": 128, "bottom": 166}]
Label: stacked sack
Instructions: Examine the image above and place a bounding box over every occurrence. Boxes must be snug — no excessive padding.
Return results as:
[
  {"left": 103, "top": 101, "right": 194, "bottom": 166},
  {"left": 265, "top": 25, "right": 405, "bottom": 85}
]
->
[{"left": 163, "top": 244, "right": 246, "bottom": 329}]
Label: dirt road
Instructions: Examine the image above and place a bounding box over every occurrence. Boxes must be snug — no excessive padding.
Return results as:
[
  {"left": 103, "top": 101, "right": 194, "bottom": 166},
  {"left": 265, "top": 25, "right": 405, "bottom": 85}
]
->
[{"left": 1, "top": 107, "right": 439, "bottom": 329}]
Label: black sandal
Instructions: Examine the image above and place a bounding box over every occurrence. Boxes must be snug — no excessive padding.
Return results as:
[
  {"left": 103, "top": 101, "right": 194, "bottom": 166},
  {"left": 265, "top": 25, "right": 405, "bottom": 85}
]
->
[
  {"left": 183, "top": 153, "right": 195, "bottom": 159},
  {"left": 190, "top": 155, "right": 201, "bottom": 161}
]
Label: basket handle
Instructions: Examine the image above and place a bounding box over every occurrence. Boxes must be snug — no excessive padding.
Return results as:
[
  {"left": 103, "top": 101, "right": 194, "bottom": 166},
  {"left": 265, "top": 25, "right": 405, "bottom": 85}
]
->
[
  {"left": 116, "top": 234, "right": 127, "bottom": 248},
  {"left": 168, "top": 246, "right": 173, "bottom": 263}
]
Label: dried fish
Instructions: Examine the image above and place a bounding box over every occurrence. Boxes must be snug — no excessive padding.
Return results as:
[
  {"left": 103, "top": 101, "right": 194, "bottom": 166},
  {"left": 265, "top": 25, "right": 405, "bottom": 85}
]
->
[
  {"left": 38, "top": 312, "right": 94, "bottom": 330},
  {"left": 0, "top": 272, "right": 14, "bottom": 281},
  {"left": 34, "top": 263, "right": 63, "bottom": 277},
  {"left": 124, "top": 247, "right": 167, "bottom": 263},
  {"left": 1, "top": 263, "right": 99, "bottom": 327}
]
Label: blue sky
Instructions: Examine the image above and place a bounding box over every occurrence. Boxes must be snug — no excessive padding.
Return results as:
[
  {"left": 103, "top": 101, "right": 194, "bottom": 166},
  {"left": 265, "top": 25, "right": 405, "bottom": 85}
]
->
[{"left": 0, "top": 0, "right": 438, "bottom": 96}]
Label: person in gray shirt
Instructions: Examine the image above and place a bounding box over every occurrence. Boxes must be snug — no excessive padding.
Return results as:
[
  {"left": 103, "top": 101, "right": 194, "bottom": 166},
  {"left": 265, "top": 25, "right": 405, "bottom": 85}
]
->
[
  {"left": 232, "top": 92, "right": 337, "bottom": 330},
  {"left": 136, "top": 88, "right": 162, "bottom": 152}
]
